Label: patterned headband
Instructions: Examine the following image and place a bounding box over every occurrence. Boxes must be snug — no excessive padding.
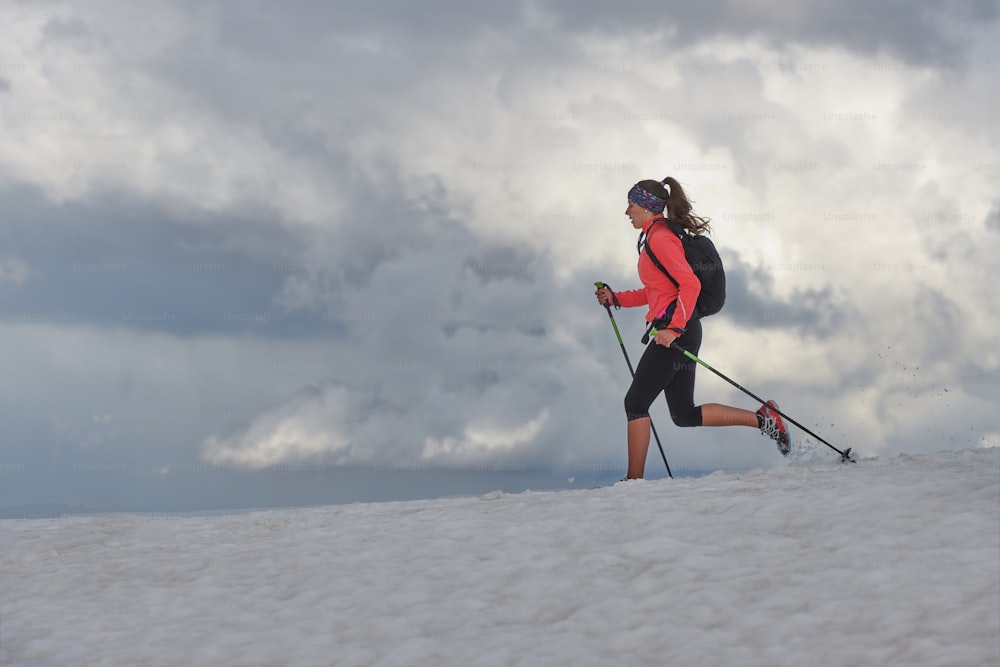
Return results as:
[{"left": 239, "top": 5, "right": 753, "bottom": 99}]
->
[{"left": 627, "top": 184, "right": 666, "bottom": 214}]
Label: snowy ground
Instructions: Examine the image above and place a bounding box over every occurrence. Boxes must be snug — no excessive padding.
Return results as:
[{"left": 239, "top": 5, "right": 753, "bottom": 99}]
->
[{"left": 2, "top": 448, "right": 998, "bottom": 667}]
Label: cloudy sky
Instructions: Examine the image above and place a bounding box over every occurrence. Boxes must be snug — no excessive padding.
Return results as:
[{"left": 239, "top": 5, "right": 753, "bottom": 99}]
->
[{"left": 2, "top": 0, "right": 998, "bottom": 514}]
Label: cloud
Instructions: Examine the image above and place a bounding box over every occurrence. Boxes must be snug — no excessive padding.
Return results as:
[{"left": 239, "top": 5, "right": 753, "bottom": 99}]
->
[
  {"left": 421, "top": 409, "right": 550, "bottom": 463},
  {"left": 204, "top": 378, "right": 552, "bottom": 470},
  {"left": 203, "top": 384, "right": 357, "bottom": 469},
  {"left": 720, "top": 253, "right": 851, "bottom": 338},
  {"left": 0, "top": 185, "right": 314, "bottom": 336},
  {"left": 547, "top": 0, "right": 997, "bottom": 69},
  {"left": 1, "top": 0, "right": 998, "bottom": 512},
  {"left": 986, "top": 202, "right": 1000, "bottom": 232},
  {"left": 0, "top": 258, "right": 29, "bottom": 286}
]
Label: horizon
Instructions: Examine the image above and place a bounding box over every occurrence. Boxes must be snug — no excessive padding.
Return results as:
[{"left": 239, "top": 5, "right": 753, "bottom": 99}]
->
[{"left": 1, "top": 458, "right": 749, "bottom": 519}]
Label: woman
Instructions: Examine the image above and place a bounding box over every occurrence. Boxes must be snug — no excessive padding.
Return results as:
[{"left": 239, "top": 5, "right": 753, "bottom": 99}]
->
[{"left": 596, "top": 177, "right": 790, "bottom": 479}]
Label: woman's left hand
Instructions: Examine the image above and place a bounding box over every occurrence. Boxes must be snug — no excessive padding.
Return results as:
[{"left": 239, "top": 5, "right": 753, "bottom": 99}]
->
[{"left": 653, "top": 329, "right": 678, "bottom": 347}]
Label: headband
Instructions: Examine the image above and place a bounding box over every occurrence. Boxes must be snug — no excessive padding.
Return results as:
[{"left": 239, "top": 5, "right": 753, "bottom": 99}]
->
[{"left": 627, "top": 183, "right": 666, "bottom": 214}]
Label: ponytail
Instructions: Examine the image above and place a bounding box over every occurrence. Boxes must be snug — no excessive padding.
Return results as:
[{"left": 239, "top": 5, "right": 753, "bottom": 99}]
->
[{"left": 661, "top": 176, "right": 712, "bottom": 235}]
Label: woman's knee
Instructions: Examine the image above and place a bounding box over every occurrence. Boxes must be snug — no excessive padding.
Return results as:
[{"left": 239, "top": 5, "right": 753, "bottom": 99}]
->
[
  {"left": 624, "top": 391, "right": 651, "bottom": 422},
  {"left": 669, "top": 406, "right": 703, "bottom": 428}
]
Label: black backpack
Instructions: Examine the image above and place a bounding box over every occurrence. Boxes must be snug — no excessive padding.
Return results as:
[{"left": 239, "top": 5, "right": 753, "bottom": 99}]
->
[{"left": 640, "top": 218, "right": 726, "bottom": 319}]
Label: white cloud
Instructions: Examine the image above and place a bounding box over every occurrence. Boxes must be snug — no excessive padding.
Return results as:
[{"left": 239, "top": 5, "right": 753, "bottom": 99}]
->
[
  {"left": 0, "top": 258, "right": 29, "bottom": 286},
  {"left": 0, "top": 2, "right": 344, "bottom": 225},
  {"left": 203, "top": 385, "right": 356, "bottom": 469},
  {"left": 421, "top": 409, "right": 550, "bottom": 464}
]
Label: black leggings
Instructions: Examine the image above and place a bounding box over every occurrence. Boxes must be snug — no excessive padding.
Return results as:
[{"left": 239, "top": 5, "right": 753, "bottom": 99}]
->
[{"left": 624, "top": 318, "right": 703, "bottom": 427}]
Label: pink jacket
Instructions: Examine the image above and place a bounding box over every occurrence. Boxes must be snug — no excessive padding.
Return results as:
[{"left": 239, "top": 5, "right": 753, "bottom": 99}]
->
[{"left": 615, "top": 217, "right": 701, "bottom": 332}]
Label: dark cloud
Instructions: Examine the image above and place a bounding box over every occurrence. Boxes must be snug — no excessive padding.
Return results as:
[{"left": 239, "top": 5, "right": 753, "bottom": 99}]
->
[
  {"left": 188, "top": 0, "right": 997, "bottom": 71},
  {"left": 547, "top": 0, "right": 997, "bottom": 69},
  {"left": 462, "top": 246, "right": 537, "bottom": 284},
  {"left": 41, "top": 16, "right": 92, "bottom": 41},
  {"left": 141, "top": 0, "right": 997, "bottom": 144},
  {"left": 987, "top": 202, "right": 1000, "bottom": 232},
  {"left": 720, "top": 253, "right": 851, "bottom": 338},
  {"left": 0, "top": 185, "right": 324, "bottom": 337},
  {"left": 914, "top": 288, "right": 962, "bottom": 333}
]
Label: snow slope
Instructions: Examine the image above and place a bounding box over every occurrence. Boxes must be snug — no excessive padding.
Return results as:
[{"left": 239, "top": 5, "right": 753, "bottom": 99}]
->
[{"left": 2, "top": 449, "right": 998, "bottom": 667}]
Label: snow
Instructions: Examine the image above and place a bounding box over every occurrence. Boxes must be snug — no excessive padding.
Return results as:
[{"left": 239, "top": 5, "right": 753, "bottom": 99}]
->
[{"left": 2, "top": 449, "right": 998, "bottom": 666}]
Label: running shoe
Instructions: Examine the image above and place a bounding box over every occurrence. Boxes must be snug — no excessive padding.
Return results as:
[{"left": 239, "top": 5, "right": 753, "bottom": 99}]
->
[{"left": 757, "top": 400, "right": 791, "bottom": 455}]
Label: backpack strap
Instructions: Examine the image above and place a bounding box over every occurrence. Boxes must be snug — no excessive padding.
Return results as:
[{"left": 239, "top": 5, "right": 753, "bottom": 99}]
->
[{"left": 638, "top": 218, "right": 680, "bottom": 289}]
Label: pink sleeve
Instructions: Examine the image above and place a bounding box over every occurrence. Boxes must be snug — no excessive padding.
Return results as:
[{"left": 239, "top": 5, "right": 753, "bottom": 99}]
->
[{"left": 614, "top": 287, "right": 648, "bottom": 308}]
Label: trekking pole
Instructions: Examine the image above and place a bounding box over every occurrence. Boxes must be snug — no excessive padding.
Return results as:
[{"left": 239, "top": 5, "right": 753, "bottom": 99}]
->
[
  {"left": 652, "top": 330, "right": 854, "bottom": 463},
  {"left": 595, "top": 282, "right": 673, "bottom": 478}
]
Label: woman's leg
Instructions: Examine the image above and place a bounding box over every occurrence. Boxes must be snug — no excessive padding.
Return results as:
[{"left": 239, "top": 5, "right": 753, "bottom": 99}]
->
[
  {"left": 700, "top": 403, "right": 758, "bottom": 427},
  {"left": 623, "top": 336, "right": 689, "bottom": 478},
  {"left": 626, "top": 417, "right": 651, "bottom": 479},
  {"left": 662, "top": 319, "right": 704, "bottom": 428},
  {"left": 664, "top": 320, "right": 758, "bottom": 428}
]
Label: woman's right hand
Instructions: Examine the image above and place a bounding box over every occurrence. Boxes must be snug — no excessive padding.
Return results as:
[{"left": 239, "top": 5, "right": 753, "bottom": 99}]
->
[{"left": 595, "top": 286, "right": 613, "bottom": 306}]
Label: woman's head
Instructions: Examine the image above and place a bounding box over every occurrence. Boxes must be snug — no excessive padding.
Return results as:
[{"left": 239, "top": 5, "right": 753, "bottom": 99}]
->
[
  {"left": 628, "top": 182, "right": 667, "bottom": 214},
  {"left": 626, "top": 177, "right": 711, "bottom": 235}
]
